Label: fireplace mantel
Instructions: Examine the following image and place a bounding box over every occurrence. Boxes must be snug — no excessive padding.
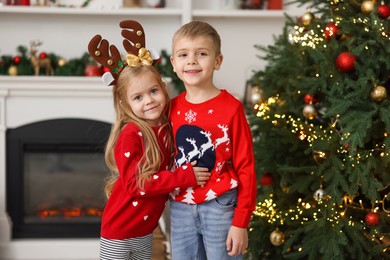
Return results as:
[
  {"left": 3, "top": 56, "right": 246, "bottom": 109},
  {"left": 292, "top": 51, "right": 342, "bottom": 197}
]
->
[{"left": 0, "top": 76, "right": 113, "bottom": 260}]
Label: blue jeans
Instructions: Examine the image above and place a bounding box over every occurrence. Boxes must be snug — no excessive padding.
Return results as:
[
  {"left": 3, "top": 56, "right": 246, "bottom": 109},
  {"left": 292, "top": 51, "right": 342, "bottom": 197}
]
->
[{"left": 170, "top": 189, "right": 242, "bottom": 260}]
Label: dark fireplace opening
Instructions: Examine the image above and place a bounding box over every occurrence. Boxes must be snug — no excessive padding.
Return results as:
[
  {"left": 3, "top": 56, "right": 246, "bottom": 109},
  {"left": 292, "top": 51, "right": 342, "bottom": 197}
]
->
[{"left": 6, "top": 118, "right": 111, "bottom": 239}]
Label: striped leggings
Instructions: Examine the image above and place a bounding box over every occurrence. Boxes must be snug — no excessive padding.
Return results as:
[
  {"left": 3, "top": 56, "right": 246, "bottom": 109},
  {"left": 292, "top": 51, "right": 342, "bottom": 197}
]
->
[{"left": 100, "top": 233, "right": 153, "bottom": 260}]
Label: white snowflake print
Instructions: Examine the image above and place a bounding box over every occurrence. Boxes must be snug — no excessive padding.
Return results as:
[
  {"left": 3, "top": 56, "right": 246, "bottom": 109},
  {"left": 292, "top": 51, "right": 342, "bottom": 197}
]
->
[
  {"left": 215, "top": 161, "right": 225, "bottom": 173},
  {"left": 208, "top": 109, "right": 213, "bottom": 114},
  {"left": 185, "top": 109, "right": 197, "bottom": 124},
  {"left": 177, "top": 111, "right": 181, "bottom": 115},
  {"left": 230, "top": 179, "right": 238, "bottom": 189}
]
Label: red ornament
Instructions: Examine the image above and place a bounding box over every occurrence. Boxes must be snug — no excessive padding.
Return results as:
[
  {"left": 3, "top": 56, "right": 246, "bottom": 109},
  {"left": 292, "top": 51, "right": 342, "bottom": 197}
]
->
[
  {"left": 336, "top": 52, "right": 356, "bottom": 72},
  {"left": 102, "top": 67, "right": 111, "bottom": 73},
  {"left": 304, "top": 94, "right": 318, "bottom": 104},
  {"left": 377, "top": 4, "right": 390, "bottom": 19},
  {"left": 324, "top": 22, "right": 339, "bottom": 40},
  {"left": 13, "top": 56, "right": 21, "bottom": 65},
  {"left": 259, "top": 172, "right": 274, "bottom": 186},
  {"left": 20, "top": 0, "right": 30, "bottom": 5},
  {"left": 365, "top": 211, "right": 380, "bottom": 226},
  {"left": 39, "top": 52, "right": 48, "bottom": 59},
  {"left": 84, "top": 64, "right": 103, "bottom": 76}
]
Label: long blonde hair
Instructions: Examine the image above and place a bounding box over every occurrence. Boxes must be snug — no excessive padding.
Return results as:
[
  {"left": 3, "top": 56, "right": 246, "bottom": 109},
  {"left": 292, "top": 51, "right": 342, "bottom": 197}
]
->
[{"left": 104, "top": 65, "right": 173, "bottom": 198}]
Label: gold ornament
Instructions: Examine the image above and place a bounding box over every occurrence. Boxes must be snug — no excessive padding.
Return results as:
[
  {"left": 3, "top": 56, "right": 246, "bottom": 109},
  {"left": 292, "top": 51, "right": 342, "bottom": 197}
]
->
[
  {"left": 361, "top": 0, "right": 375, "bottom": 14},
  {"left": 371, "top": 85, "right": 387, "bottom": 102},
  {"left": 58, "top": 58, "right": 67, "bottom": 67},
  {"left": 8, "top": 65, "right": 18, "bottom": 76},
  {"left": 270, "top": 228, "right": 285, "bottom": 246},
  {"left": 303, "top": 104, "right": 317, "bottom": 120},
  {"left": 301, "top": 12, "right": 315, "bottom": 26},
  {"left": 246, "top": 85, "right": 264, "bottom": 106}
]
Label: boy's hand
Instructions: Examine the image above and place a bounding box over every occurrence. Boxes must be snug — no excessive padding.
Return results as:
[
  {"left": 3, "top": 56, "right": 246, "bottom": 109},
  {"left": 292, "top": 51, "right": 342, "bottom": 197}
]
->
[
  {"left": 226, "top": 226, "right": 248, "bottom": 256},
  {"left": 191, "top": 161, "right": 210, "bottom": 186}
]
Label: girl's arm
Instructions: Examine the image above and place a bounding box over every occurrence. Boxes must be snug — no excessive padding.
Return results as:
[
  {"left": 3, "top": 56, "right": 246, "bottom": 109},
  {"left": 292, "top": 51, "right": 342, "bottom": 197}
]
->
[{"left": 115, "top": 124, "right": 208, "bottom": 198}]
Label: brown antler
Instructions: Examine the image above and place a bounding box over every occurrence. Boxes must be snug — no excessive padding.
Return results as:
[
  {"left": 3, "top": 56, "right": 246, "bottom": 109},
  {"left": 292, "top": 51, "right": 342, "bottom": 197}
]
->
[
  {"left": 87, "top": 34, "right": 122, "bottom": 85},
  {"left": 120, "top": 20, "right": 146, "bottom": 55}
]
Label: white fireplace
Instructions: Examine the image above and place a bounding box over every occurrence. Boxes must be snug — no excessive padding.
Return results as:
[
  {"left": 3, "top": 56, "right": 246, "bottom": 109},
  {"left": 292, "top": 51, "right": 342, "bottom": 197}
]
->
[{"left": 0, "top": 76, "right": 114, "bottom": 260}]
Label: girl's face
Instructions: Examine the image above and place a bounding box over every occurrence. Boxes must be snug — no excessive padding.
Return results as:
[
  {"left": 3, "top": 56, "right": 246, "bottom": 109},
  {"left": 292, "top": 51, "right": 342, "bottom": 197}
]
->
[
  {"left": 170, "top": 36, "right": 222, "bottom": 89},
  {"left": 126, "top": 71, "right": 167, "bottom": 126}
]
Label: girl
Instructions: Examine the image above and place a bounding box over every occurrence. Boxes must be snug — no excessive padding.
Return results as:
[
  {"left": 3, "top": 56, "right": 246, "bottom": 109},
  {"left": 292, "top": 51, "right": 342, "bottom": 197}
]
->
[{"left": 99, "top": 64, "right": 210, "bottom": 259}]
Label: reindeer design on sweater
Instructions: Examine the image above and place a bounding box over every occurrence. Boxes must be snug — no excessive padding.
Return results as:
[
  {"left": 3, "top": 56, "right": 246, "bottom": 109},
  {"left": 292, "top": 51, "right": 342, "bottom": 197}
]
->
[
  {"left": 214, "top": 124, "right": 230, "bottom": 148},
  {"left": 199, "top": 130, "right": 214, "bottom": 156},
  {"left": 174, "top": 124, "right": 230, "bottom": 168}
]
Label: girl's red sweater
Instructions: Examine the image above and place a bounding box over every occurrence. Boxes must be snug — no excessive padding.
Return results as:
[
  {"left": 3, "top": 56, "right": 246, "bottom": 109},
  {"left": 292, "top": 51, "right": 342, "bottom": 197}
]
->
[{"left": 100, "top": 123, "right": 197, "bottom": 239}]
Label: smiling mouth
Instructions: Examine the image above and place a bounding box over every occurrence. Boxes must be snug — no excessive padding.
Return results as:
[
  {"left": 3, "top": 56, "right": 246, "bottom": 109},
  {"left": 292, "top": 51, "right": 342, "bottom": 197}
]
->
[
  {"left": 185, "top": 69, "right": 201, "bottom": 73},
  {"left": 144, "top": 106, "right": 158, "bottom": 112}
]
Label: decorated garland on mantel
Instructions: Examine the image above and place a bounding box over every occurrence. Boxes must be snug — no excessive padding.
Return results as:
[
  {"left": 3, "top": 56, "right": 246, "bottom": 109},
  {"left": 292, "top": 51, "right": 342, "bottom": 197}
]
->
[{"left": 0, "top": 44, "right": 184, "bottom": 93}]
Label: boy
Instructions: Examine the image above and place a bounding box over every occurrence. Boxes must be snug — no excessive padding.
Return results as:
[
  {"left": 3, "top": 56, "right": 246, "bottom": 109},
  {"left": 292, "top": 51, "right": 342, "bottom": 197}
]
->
[{"left": 169, "top": 21, "right": 257, "bottom": 259}]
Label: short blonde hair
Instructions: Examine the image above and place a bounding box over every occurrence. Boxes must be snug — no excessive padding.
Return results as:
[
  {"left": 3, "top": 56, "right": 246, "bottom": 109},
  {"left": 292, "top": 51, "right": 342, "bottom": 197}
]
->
[{"left": 172, "top": 21, "right": 221, "bottom": 56}]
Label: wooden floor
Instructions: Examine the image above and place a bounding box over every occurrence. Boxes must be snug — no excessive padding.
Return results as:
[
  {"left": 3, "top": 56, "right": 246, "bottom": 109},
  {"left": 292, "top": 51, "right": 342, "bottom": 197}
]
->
[{"left": 152, "top": 226, "right": 169, "bottom": 260}]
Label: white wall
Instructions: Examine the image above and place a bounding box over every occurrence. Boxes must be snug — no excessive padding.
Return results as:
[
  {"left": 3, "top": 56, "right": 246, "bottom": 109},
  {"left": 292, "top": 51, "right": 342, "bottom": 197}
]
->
[{"left": 0, "top": 0, "right": 309, "bottom": 99}]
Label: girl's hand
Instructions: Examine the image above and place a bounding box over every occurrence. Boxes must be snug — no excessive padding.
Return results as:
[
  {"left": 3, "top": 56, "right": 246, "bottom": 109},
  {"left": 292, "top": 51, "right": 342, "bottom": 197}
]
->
[{"left": 191, "top": 161, "right": 210, "bottom": 186}]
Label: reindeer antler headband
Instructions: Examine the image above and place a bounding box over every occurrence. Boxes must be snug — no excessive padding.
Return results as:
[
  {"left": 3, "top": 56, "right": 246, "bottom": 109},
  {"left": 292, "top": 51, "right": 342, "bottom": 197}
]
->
[{"left": 87, "top": 20, "right": 159, "bottom": 86}]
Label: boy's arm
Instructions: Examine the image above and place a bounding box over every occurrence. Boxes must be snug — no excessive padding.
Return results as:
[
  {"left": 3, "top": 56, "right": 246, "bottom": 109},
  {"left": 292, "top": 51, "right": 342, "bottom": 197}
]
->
[{"left": 230, "top": 105, "right": 257, "bottom": 228}]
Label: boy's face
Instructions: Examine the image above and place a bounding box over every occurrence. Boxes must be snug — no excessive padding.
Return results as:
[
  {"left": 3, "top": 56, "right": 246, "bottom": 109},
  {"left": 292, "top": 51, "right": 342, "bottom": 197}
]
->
[{"left": 170, "top": 36, "right": 223, "bottom": 89}]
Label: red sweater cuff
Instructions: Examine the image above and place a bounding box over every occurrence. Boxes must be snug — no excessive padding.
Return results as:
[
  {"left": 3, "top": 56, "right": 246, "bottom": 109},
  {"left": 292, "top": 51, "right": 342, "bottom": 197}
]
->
[{"left": 232, "top": 208, "right": 253, "bottom": 228}]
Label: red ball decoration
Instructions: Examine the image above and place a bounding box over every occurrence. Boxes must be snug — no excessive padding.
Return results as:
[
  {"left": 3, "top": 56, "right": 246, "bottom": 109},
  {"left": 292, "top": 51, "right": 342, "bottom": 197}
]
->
[
  {"left": 377, "top": 4, "right": 390, "bottom": 19},
  {"left": 336, "top": 52, "right": 356, "bottom": 72},
  {"left": 39, "top": 52, "right": 48, "bottom": 59},
  {"left": 103, "top": 67, "right": 111, "bottom": 73},
  {"left": 13, "top": 55, "right": 21, "bottom": 65},
  {"left": 84, "top": 64, "right": 103, "bottom": 76},
  {"left": 324, "top": 22, "right": 339, "bottom": 40},
  {"left": 259, "top": 172, "right": 274, "bottom": 186},
  {"left": 365, "top": 211, "right": 380, "bottom": 226},
  {"left": 304, "top": 94, "right": 318, "bottom": 104}
]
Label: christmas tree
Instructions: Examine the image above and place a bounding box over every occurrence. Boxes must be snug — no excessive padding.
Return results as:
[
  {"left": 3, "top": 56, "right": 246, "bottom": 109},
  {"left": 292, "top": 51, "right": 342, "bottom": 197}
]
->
[{"left": 246, "top": 0, "right": 390, "bottom": 259}]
